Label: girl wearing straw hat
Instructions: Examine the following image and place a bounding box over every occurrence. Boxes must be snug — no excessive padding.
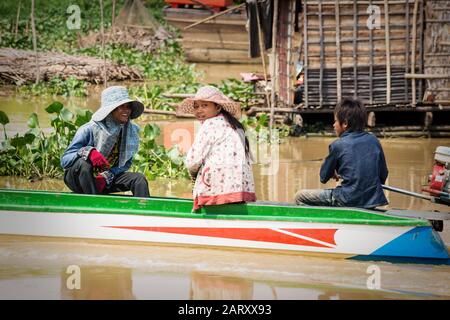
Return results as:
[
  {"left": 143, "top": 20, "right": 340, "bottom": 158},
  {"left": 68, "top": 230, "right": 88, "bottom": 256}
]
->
[
  {"left": 178, "top": 86, "right": 256, "bottom": 211},
  {"left": 61, "top": 86, "right": 150, "bottom": 198}
]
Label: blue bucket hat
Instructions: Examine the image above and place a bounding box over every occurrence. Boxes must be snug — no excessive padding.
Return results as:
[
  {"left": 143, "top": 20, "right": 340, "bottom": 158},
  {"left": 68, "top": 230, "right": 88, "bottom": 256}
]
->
[{"left": 92, "top": 86, "right": 144, "bottom": 122}]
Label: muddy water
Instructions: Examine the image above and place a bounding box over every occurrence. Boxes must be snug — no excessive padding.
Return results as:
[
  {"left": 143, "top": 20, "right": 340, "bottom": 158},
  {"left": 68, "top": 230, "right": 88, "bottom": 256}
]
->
[
  {"left": 1, "top": 133, "right": 449, "bottom": 299},
  {"left": 1, "top": 68, "right": 450, "bottom": 299},
  {"left": 195, "top": 63, "right": 263, "bottom": 84}
]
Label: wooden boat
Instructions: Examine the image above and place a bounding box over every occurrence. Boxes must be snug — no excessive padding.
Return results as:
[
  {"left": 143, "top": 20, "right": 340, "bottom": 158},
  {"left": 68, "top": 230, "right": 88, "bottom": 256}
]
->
[
  {"left": 163, "top": 7, "right": 261, "bottom": 64},
  {"left": 0, "top": 189, "right": 448, "bottom": 263}
]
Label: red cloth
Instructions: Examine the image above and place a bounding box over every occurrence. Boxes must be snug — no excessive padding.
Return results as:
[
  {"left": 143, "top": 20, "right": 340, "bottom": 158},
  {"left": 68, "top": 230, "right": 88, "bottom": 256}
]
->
[
  {"left": 89, "top": 149, "right": 110, "bottom": 170},
  {"left": 193, "top": 192, "right": 256, "bottom": 210},
  {"left": 95, "top": 174, "right": 106, "bottom": 193}
]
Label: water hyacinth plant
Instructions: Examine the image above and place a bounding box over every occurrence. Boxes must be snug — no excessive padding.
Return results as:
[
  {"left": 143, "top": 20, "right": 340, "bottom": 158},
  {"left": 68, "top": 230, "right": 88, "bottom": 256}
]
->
[
  {"left": 19, "top": 76, "right": 88, "bottom": 97},
  {"left": 132, "top": 123, "right": 189, "bottom": 180},
  {"left": 0, "top": 102, "right": 188, "bottom": 180}
]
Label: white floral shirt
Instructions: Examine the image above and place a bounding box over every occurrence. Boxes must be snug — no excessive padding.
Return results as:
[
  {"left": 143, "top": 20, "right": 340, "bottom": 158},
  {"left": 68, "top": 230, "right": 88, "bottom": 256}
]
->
[{"left": 186, "top": 115, "right": 256, "bottom": 210}]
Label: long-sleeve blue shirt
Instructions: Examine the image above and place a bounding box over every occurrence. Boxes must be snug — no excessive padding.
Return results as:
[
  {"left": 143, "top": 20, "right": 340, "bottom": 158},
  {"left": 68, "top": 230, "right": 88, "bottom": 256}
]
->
[
  {"left": 60, "top": 122, "right": 132, "bottom": 177},
  {"left": 320, "top": 131, "right": 388, "bottom": 208}
]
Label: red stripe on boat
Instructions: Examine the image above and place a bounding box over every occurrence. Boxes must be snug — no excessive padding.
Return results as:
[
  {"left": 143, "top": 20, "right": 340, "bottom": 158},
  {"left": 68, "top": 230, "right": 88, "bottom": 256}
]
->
[
  {"left": 282, "top": 228, "right": 337, "bottom": 246},
  {"left": 105, "top": 226, "right": 337, "bottom": 248}
]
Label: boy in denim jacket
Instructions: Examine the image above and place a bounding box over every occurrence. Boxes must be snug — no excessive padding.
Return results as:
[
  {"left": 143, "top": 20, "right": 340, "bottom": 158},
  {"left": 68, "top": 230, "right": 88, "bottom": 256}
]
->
[{"left": 295, "top": 98, "right": 388, "bottom": 208}]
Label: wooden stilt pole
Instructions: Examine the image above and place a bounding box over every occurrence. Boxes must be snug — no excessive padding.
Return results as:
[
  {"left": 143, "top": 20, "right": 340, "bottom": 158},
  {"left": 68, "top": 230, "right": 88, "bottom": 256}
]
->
[
  {"left": 335, "top": 0, "right": 341, "bottom": 102},
  {"left": 384, "top": 0, "right": 391, "bottom": 104},
  {"left": 411, "top": 0, "right": 419, "bottom": 106},
  {"left": 270, "top": 0, "right": 279, "bottom": 133}
]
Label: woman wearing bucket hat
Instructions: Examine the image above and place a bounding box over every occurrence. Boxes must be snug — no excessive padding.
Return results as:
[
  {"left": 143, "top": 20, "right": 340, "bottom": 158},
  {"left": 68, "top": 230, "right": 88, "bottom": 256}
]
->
[
  {"left": 178, "top": 85, "right": 256, "bottom": 211},
  {"left": 60, "top": 86, "right": 150, "bottom": 198}
]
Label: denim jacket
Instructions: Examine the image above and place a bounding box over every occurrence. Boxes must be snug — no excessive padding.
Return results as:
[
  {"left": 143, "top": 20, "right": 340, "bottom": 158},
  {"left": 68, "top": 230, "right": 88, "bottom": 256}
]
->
[
  {"left": 320, "top": 131, "right": 388, "bottom": 208},
  {"left": 60, "top": 122, "right": 136, "bottom": 183}
]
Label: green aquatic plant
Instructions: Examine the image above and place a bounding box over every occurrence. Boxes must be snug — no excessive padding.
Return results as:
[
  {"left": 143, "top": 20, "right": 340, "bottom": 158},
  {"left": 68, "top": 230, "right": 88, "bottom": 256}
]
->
[
  {"left": 19, "top": 76, "right": 88, "bottom": 97},
  {"left": 240, "top": 114, "right": 290, "bottom": 143},
  {"left": 131, "top": 123, "right": 189, "bottom": 181},
  {"left": 218, "top": 78, "right": 254, "bottom": 110},
  {"left": 0, "top": 103, "right": 188, "bottom": 180},
  {"left": 0, "top": 102, "right": 92, "bottom": 178}
]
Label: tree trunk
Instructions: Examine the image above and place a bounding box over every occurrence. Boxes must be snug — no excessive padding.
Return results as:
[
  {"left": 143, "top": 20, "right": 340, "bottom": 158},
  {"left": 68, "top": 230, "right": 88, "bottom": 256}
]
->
[{"left": 14, "top": 1, "right": 21, "bottom": 41}]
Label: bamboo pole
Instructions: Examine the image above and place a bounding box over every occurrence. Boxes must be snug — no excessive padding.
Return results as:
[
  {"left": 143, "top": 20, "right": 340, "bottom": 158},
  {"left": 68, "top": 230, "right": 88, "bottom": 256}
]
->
[
  {"left": 270, "top": 0, "right": 279, "bottom": 132},
  {"left": 14, "top": 1, "right": 21, "bottom": 41},
  {"left": 352, "top": 1, "right": 358, "bottom": 99},
  {"left": 255, "top": 4, "right": 269, "bottom": 83},
  {"left": 286, "top": 0, "right": 294, "bottom": 105},
  {"left": 384, "top": 0, "right": 391, "bottom": 104},
  {"left": 183, "top": 3, "right": 246, "bottom": 30},
  {"left": 30, "top": 0, "right": 39, "bottom": 84},
  {"left": 319, "top": 0, "right": 324, "bottom": 107},
  {"left": 411, "top": 0, "right": 419, "bottom": 105},
  {"left": 404, "top": 0, "right": 410, "bottom": 102},
  {"left": 303, "top": 0, "right": 309, "bottom": 108},
  {"left": 99, "top": 0, "right": 107, "bottom": 86},
  {"left": 143, "top": 109, "right": 195, "bottom": 118},
  {"left": 255, "top": 3, "right": 271, "bottom": 112},
  {"left": 335, "top": 0, "right": 341, "bottom": 102},
  {"left": 418, "top": 0, "right": 424, "bottom": 101},
  {"left": 369, "top": 0, "right": 374, "bottom": 104}
]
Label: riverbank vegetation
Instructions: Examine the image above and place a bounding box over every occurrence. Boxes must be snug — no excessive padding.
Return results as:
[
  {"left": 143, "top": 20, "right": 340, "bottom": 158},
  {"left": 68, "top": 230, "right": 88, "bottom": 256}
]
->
[{"left": 0, "top": 104, "right": 188, "bottom": 180}]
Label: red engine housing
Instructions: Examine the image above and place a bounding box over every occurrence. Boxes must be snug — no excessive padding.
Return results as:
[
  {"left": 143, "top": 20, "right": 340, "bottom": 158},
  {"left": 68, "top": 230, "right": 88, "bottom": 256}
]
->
[{"left": 425, "top": 163, "right": 446, "bottom": 196}]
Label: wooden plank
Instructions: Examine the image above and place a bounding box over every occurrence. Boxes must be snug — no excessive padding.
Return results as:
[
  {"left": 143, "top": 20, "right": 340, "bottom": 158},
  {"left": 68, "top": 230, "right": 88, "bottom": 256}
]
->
[{"left": 405, "top": 73, "right": 450, "bottom": 79}]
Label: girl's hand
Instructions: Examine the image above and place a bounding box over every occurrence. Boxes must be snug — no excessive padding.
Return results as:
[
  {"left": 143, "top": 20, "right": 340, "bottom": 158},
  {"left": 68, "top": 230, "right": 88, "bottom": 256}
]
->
[
  {"left": 189, "top": 170, "right": 198, "bottom": 183},
  {"left": 333, "top": 172, "right": 340, "bottom": 181}
]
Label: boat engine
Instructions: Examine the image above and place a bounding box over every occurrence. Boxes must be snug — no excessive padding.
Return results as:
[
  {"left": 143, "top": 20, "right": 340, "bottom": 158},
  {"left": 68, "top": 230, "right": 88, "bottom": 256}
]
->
[{"left": 422, "top": 146, "right": 450, "bottom": 206}]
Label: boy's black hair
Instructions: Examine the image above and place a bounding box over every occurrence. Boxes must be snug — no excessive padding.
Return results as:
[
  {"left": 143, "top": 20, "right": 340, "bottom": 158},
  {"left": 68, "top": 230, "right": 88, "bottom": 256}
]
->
[
  {"left": 219, "top": 109, "right": 250, "bottom": 158},
  {"left": 334, "top": 98, "right": 367, "bottom": 132}
]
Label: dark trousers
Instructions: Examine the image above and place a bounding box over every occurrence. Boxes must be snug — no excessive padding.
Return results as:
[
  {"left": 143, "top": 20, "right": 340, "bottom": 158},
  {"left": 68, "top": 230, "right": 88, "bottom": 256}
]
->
[{"left": 63, "top": 158, "right": 150, "bottom": 198}]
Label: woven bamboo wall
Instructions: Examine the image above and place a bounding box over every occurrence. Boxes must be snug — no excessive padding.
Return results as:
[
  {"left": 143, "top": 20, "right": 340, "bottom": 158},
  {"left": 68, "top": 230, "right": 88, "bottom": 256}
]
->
[
  {"left": 424, "top": 0, "right": 450, "bottom": 106},
  {"left": 300, "top": 0, "right": 424, "bottom": 108}
]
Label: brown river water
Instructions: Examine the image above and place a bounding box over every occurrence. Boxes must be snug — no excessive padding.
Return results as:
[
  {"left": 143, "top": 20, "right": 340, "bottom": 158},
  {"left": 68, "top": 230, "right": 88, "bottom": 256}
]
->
[{"left": 0, "top": 64, "right": 449, "bottom": 300}]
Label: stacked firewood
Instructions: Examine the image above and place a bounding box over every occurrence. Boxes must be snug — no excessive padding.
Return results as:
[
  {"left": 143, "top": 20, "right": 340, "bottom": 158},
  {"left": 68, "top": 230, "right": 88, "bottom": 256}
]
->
[{"left": 0, "top": 48, "right": 142, "bottom": 85}]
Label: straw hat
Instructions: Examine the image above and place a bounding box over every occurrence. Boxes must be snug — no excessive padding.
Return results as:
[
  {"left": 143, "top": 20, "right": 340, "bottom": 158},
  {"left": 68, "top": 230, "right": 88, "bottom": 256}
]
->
[
  {"left": 177, "top": 86, "right": 241, "bottom": 118},
  {"left": 92, "top": 86, "right": 144, "bottom": 122}
]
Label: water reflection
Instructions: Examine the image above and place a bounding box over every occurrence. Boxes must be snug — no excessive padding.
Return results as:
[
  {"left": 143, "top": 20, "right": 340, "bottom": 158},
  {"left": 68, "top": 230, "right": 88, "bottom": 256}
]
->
[
  {"left": 61, "top": 266, "right": 135, "bottom": 300},
  {"left": 0, "top": 235, "right": 448, "bottom": 300},
  {"left": 189, "top": 271, "right": 253, "bottom": 300},
  {"left": 52, "top": 267, "right": 443, "bottom": 300}
]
